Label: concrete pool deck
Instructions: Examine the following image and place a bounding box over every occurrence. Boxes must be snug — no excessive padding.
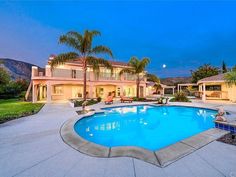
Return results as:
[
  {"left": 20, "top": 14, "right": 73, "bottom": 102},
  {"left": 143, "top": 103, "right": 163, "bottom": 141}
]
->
[
  {"left": 60, "top": 105, "right": 229, "bottom": 167},
  {"left": 0, "top": 100, "right": 236, "bottom": 177}
]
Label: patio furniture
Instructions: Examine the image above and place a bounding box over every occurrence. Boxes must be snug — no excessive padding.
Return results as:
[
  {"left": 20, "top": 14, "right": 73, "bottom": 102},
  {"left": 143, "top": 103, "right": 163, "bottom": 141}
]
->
[
  {"left": 207, "top": 91, "right": 221, "bottom": 98},
  {"left": 105, "top": 96, "right": 113, "bottom": 105},
  {"left": 157, "top": 97, "right": 169, "bottom": 104},
  {"left": 120, "top": 96, "right": 133, "bottom": 103}
]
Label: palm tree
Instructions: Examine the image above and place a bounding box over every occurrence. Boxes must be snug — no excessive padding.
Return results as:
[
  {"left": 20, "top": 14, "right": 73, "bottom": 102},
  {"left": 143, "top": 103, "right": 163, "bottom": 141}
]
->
[
  {"left": 146, "top": 73, "right": 161, "bottom": 94},
  {"left": 224, "top": 71, "right": 236, "bottom": 86},
  {"left": 119, "top": 56, "right": 150, "bottom": 98},
  {"left": 50, "top": 30, "right": 113, "bottom": 101},
  {"left": 147, "top": 73, "right": 160, "bottom": 83},
  {"left": 153, "top": 83, "right": 162, "bottom": 94}
]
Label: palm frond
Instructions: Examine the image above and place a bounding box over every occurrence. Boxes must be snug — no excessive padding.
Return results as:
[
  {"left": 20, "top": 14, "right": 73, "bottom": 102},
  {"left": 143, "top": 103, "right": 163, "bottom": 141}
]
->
[
  {"left": 128, "top": 56, "right": 139, "bottom": 68},
  {"left": 82, "top": 30, "right": 95, "bottom": 54},
  {"left": 137, "top": 57, "right": 150, "bottom": 73},
  {"left": 140, "top": 57, "right": 150, "bottom": 67},
  {"left": 59, "top": 35, "right": 81, "bottom": 51},
  {"left": 224, "top": 71, "right": 236, "bottom": 86},
  {"left": 67, "top": 31, "right": 83, "bottom": 42},
  {"left": 147, "top": 73, "right": 160, "bottom": 83},
  {"left": 87, "top": 56, "right": 113, "bottom": 75},
  {"left": 90, "top": 45, "right": 113, "bottom": 58},
  {"left": 50, "top": 52, "right": 78, "bottom": 69},
  {"left": 89, "top": 30, "right": 101, "bottom": 37},
  {"left": 119, "top": 68, "right": 135, "bottom": 76}
]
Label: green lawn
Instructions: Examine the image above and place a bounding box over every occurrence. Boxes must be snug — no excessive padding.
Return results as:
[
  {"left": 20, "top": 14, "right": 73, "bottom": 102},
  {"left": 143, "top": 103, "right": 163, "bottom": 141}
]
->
[{"left": 0, "top": 99, "right": 44, "bottom": 124}]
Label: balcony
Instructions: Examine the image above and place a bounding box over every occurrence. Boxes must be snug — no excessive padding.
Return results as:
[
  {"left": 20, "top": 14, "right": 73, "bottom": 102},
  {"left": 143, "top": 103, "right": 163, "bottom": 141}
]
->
[
  {"left": 32, "top": 66, "right": 145, "bottom": 82},
  {"left": 52, "top": 68, "right": 90, "bottom": 80},
  {"left": 95, "top": 72, "right": 120, "bottom": 81}
]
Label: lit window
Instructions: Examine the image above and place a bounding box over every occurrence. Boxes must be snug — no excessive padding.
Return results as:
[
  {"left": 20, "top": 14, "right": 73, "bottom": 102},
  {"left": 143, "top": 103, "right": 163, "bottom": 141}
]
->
[{"left": 53, "top": 86, "right": 63, "bottom": 94}]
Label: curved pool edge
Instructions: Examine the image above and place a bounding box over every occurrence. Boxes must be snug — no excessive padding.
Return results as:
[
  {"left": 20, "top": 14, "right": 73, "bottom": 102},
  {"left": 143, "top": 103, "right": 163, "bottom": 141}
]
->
[{"left": 60, "top": 104, "right": 229, "bottom": 167}]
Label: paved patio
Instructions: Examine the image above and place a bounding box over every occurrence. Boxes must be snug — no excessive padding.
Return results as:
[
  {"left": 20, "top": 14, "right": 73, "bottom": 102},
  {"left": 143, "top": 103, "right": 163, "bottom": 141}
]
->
[{"left": 0, "top": 101, "right": 236, "bottom": 177}]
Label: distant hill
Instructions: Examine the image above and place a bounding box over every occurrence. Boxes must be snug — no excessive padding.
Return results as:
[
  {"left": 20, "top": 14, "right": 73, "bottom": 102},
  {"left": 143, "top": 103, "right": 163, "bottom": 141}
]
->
[
  {"left": 161, "top": 76, "right": 192, "bottom": 86},
  {"left": 0, "top": 58, "right": 41, "bottom": 81}
]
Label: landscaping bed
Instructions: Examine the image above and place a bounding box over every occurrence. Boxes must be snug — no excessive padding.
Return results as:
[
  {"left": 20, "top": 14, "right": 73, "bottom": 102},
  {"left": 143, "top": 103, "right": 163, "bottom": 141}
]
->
[
  {"left": 73, "top": 98, "right": 101, "bottom": 107},
  {"left": 217, "top": 133, "right": 236, "bottom": 146},
  {"left": 133, "top": 97, "right": 158, "bottom": 102},
  {"left": 0, "top": 99, "right": 44, "bottom": 124}
]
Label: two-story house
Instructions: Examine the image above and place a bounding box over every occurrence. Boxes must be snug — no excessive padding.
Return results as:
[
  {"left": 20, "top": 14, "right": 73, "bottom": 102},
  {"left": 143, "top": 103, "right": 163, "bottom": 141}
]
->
[{"left": 27, "top": 58, "right": 147, "bottom": 103}]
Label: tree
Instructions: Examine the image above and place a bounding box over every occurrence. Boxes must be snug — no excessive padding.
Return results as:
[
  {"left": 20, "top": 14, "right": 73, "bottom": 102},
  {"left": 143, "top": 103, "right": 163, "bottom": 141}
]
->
[
  {"left": 232, "top": 65, "right": 236, "bottom": 72},
  {"left": 191, "top": 64, "right": 219, "bottom": 83},
  {"left": 147, "top": 73, "right": 160, "bottom": 83},
  {"left": 153, "top": 83, "right": 162, "bottom": 94},
  {"left": 224, "top": 71, "right": 236, "bottom": 86},
  {"left": 147, "top": 73, "right": 161, "bottom": 94},
  {"left": 222, "top": 61, "right": 227, "bottom": 73},
  {"left": 0, "top": 67, "right": 10, "bottom": 85},
  {"left": 120, "top": 56, "right": 150, "bottom": 98},
  {"left": 0, "top": 67, "right": 10, "bottom": 96},
  {"left": 50, "top": 30, "right": 113, "bottom": 101}
]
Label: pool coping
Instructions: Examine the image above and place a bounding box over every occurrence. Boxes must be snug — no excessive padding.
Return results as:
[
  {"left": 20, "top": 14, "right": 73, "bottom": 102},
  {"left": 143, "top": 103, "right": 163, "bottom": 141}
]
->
[{"left": 60, "top": 104, "right": 229, "bottom": 167}]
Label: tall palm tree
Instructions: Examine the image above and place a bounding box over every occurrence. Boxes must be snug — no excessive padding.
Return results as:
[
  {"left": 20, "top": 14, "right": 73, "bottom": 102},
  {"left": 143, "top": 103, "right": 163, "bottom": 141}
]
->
[
  {"left": 153, "top": 83, "right": 162, "bottom": 94},
  {"left": 50, "top": 30, "right": 113, "bottom": 101},
  {"left": 147, "top": 73, "right": 161, "bottom": 94},
  {"left": 147, "top": 73, "right": 160, "bottom": 83},
  {"left": 224, "top": 71, "right": 236, "bottom": 86},
  {"left": 120, "top": 56, "right": 150, "bottom": 98}
]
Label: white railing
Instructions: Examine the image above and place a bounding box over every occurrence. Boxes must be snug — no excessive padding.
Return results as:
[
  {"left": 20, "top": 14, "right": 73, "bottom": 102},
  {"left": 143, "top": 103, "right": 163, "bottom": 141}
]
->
[
  {"left": 95, "top": 72, "right": 120, "bottom": 81},
  {"left": 52, "top": 69, "right": 90, "bottom": 79}
]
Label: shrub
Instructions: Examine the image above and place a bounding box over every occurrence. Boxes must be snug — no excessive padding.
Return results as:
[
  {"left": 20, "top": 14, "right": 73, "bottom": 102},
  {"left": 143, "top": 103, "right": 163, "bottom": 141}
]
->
[
  {"left": 97, "top": 97, "right": 102, "bottom": 102},
  {"left": 74, "top": 99, "right": 99, "bottom": 107},
  {"left": 170, "top": 92, "right": 190, "bottom": 102},
  {"left": 133, "top": 97, "right": 146, "bottom": 101}
]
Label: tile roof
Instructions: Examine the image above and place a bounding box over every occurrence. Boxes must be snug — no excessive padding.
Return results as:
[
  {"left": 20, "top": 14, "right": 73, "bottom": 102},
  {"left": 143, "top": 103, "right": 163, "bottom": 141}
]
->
[
  {"left": 198, "top": 73, "right": 225, "bottom": 82},
  {"left": 48, "top": 55, "right": 129, "bottom": 67}
]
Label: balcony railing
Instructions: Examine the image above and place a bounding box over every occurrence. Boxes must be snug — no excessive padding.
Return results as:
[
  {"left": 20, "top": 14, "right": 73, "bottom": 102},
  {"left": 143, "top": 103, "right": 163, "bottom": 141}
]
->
[
  {"left": 33, "top": 67, "right": 144, "bottom": 82},
  {"left": 52, "top": 68, "right": 90, "bottom": 79},
  {"left": 124, "top": 73, "right": 136, "bottom": 81},
  {"left": 95, "top": 72, "right": 120, "bottom": 81}
]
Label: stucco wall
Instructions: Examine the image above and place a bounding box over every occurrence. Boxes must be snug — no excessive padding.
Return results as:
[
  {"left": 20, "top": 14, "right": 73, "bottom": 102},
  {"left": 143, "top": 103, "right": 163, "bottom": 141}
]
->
[
  {"left": 51, "top": 84, "right": 84, "bottom": 100},
  {"left": 226, "top": 84, "right": 236, "bottom": 102}
]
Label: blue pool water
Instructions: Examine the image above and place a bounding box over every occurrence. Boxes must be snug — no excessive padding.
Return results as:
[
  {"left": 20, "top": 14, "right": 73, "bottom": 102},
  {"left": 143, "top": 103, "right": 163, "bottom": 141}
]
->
[{"left": 74, "top": 105, "right": 217, "bottom": 151}]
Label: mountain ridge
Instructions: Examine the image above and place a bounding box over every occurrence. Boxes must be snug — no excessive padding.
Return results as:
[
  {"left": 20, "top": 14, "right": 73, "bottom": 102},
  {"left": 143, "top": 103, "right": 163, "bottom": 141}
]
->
[{"left": 0, "top": 58, "right": 41, "bottom": 81}]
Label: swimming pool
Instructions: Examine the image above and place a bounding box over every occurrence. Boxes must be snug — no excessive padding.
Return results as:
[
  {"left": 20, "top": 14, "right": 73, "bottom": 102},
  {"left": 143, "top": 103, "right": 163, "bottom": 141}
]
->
[{"left": 74, "top": 105, "right": 217, "bottom": 151}]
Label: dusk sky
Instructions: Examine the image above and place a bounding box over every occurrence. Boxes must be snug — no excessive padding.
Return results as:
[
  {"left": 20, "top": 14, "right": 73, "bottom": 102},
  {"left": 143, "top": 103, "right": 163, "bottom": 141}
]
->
[{"left": 1, "top": 1, "right": 236, "bottom": 78}]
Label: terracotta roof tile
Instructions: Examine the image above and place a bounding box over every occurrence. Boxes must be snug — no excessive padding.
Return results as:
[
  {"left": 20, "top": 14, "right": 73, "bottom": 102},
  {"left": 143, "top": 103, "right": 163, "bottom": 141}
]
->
[
  {"left": 198, "top": 73, "right": 225, "bottom": 82},
  {"left": 48, "top": 56, "right": 129, "bottom": 67}
]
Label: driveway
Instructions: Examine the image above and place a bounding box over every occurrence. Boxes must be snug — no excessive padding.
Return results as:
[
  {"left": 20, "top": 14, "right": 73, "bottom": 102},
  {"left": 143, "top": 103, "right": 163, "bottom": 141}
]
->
[{"left": 0, "top": 102, "right": 236, "bottom": 177}]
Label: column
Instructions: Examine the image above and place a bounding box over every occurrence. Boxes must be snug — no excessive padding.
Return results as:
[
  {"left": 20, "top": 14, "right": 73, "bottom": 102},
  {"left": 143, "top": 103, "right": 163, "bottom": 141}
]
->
[
  {"left": 143, "top": 84, "right": 146, "bottom": 97},
  {"left": 32, "top": 83, "right": 37, "bottom": 103},
  {"left": 202, "top": 83, "right": 206, "bottom": 102},
  {"left": 89, "top": 84, "right": 94, "bottom": 98},
  {"left": 47, "top": 82, "right": 52, "bottom": 103},
  {"left": 120, "top": 73, "right": 124, "bottom": 81},
  {"left": 31, "top": 66, "right": 38, "bottom": 78},
  {"left": 45, "top": 65, "right": 52, "bottom": 77},
  {"left": 163, "top": 88, "right": 165, "bottom": 96},
  {"left": 172, "top": 88, "right": 175, "bottom": 95}
]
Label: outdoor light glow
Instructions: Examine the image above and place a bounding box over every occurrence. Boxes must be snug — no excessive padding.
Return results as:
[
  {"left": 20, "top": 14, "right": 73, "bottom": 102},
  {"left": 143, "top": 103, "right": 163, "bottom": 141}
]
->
[{"left": 162, "top": 64, "right": 166, "bottom": 68}]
